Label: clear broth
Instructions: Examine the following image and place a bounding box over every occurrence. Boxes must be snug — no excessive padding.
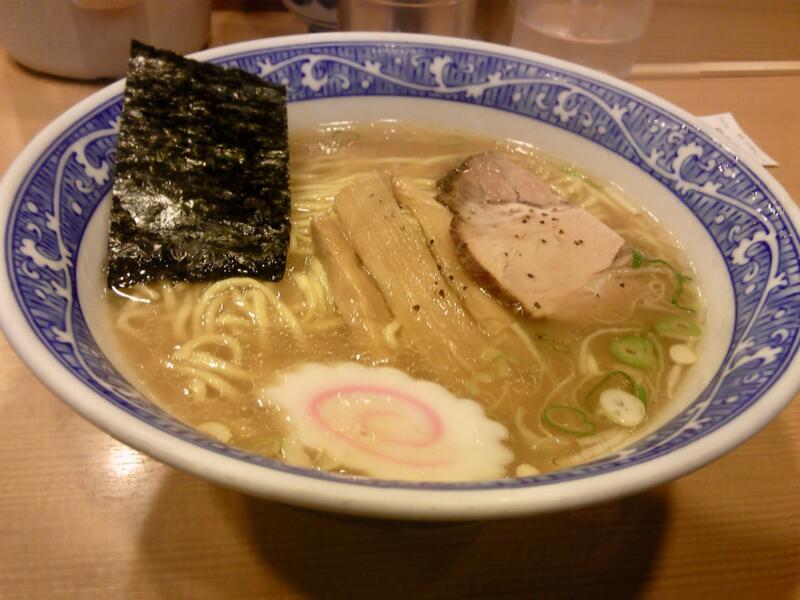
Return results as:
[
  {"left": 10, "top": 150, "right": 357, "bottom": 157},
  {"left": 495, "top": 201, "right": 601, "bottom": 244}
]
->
[{"left": 108, "top": 121, "right": 704, "bottom": 478}]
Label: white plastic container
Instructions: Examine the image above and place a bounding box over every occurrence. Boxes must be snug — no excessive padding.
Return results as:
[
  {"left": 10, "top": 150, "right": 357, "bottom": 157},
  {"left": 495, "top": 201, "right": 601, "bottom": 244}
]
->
[{"left": 0, "top": 0, "right": 211, "bottom": 79}]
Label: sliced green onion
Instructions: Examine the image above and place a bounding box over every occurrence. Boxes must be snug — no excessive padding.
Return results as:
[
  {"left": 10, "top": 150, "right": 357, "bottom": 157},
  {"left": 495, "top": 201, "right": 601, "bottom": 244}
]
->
[
  {"left": 669, "top": 344, "right": 697, "bottom": 365},
  {"left": 671, "top": 273, "right": 693, "bottom": 311},
  {"left": 655, "top": 316, "right": 701, "bottom": 340},
  {"left": 610, "top": 335, "right": 654, "bottom": 369},
  {"left": 599, "top": 389, "right": 646, "bottom": 427},
  {"left": 630, "top": 249, "right": 694, "bottom": 312},
  {"left": 631, "top": 249, "right": 645, "bottom": 269},
  {"left": 585, "top": 370, "right": 648, "bottom": 407},
  {"left": 542, "top": 405, "right": 596, "bottom": 437},
  {"left": 633, "top": 382, "right": 648, "bottom": 405}
]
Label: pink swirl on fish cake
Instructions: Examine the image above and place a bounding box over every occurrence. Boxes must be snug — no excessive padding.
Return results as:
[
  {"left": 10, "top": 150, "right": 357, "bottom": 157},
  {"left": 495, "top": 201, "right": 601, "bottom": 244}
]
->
[{"left": 308, "top": 385, "right": 453, "bottom": 468}]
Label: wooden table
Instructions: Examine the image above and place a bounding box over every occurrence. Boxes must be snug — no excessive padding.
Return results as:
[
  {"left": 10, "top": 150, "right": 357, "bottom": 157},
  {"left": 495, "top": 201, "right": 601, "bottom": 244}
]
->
[{"left": 1, "top": 11, "right": 799, "bottom": 600}]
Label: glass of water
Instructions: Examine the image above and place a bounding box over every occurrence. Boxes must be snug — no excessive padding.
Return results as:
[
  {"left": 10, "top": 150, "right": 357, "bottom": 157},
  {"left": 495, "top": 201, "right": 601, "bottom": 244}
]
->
[
  {"left": 338, "top": 0, "right": 477, "bottom": 37},
  {"left": 511, "top": 0, "right": 655, "bottom": 78}
]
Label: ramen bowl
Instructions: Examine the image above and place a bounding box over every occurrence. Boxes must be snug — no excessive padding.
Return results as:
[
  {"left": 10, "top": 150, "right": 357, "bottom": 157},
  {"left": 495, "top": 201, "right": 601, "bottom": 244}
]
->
[{"left": 1, "top": 33, "right": 798, "bottom": 520}]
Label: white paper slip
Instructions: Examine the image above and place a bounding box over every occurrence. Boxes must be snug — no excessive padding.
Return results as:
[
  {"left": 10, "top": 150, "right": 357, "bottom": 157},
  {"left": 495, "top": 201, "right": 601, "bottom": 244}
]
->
[{"left": 697, "top": 113, "right": 779, "bottom": 167}]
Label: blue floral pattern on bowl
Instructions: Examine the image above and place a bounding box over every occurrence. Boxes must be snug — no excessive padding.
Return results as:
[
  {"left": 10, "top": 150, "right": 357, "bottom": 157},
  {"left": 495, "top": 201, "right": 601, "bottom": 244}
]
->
[{"left": 5, "top": 40, "right": 799, "bottom": 490}]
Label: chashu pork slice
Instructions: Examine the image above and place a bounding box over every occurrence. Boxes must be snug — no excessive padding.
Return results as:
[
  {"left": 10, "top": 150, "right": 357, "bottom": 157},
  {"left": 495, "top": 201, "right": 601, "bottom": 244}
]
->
[
  {"left": 439, "top": 153, "right": 625, "bottom": 319},
  {"left": 438, "top": 151, "right": 565, "bottom": 212}
]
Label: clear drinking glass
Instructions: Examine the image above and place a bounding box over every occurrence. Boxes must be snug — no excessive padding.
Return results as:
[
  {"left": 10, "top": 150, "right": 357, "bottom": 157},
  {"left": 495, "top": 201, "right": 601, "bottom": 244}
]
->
[
  {"left": 337, "top": 0, "right": 477, "bottom": 37},
  {"left": 511, "top": 0, "right": 655, "bottom": 78}
]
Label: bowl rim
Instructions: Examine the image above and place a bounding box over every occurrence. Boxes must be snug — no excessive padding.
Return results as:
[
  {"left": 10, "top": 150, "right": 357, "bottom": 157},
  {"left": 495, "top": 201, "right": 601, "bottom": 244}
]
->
[{"left": 2, "top": 31, "right": 799, "bottom": 520}]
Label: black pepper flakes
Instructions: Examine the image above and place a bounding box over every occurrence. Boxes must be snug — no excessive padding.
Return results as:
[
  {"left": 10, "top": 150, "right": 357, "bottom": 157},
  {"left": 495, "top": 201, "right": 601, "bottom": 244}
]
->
[
  {"left": 412, "top": 304, "right": 421, "bottom": 311},
  {"left": 527, "top": 273, "right": 534, "bottom": 278},
  {"left": 534, "top": 302, "right": 541, "bottom": 309},
  {"left": 438, "top": 289, "right": 445, "bottom": 298}
]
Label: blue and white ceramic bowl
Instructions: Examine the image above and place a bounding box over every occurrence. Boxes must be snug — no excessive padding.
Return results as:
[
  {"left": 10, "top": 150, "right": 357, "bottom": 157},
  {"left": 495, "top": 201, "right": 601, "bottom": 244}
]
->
[{"left": 1, "top": 33, "right": 798, "bottom": 520}]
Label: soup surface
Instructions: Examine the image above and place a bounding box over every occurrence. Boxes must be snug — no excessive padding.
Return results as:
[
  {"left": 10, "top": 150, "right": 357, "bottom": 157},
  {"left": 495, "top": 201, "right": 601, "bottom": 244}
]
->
[{"left": 108, "top": 121, "right": 705, "bottom": 480}]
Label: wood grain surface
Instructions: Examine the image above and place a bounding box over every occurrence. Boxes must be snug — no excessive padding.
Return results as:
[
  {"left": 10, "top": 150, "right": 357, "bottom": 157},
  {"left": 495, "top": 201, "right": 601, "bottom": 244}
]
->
[
  {"left": 1, "top": 10, "right": 798, "bottom": 600},
  {"left": 640, "top": 0, "right": 800, "bottom": 63}
]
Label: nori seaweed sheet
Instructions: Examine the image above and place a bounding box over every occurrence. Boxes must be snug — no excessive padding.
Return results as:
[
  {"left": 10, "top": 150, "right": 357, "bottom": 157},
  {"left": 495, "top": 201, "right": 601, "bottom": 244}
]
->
[{"left": 107, "top": 41, "right": 290, "bottom": 288}]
